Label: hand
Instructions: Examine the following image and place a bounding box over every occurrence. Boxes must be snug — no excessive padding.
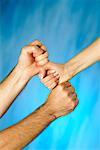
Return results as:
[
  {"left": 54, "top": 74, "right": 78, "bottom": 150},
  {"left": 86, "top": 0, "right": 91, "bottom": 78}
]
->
[
  {"left": 17, "top": 40, "right": 48, "bottom": 78},
  {"left": 46, "top": 81, "right": 79, "bottom": 118},
  {"left": 40, "top": 62, "right": 65, "bottom": 89}
]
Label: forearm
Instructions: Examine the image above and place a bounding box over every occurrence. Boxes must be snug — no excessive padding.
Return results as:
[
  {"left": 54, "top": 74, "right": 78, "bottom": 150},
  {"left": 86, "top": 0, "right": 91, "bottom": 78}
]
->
[
  {"left": 61, "top": 38, "right": 100, "bottom": 83},
  {"left": 0, "top": 103, "right": 55, "bottom": 150},
  {"left": 0, "top": 64, "right": 31, "bottom": 117}
]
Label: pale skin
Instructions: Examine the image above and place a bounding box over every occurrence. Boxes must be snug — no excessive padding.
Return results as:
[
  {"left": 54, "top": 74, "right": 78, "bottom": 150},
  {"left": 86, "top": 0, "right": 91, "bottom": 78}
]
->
[
  {"left": 40, "top": 38, "right": 100, "bottom": 89},
  {"left": 0, "top": 38, "right": 99, "bottom": 149},
  {"left": 0, "top": 46, "right": 78, "bottom": 150},
  {"left": 0, "top": 40, "right": 59, "bottom": 117},
  {"left": 0, "top": 39, "right": 99, "bottom": 114},
  {"left": 0, "top": 40, "right": 78, "bottom": 149}
]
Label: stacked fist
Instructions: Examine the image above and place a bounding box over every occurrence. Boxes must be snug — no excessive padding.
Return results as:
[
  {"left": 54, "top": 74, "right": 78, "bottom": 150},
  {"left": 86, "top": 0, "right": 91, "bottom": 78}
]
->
[{"left": 18, "top": 40, "right": 79, "bottom": 117}]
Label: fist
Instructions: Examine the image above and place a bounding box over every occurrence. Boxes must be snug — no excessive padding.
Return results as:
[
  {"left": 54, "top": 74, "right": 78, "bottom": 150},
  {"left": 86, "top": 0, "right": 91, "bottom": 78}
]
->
[
  {"left": 18, "top": 40, "right": 48, "bottom": 77},
  {"left": 46, "top": 81, "right": 79, "bottom": 118},
  {"left": 40, "top": 62, "right": 65, "bottom": 89}
]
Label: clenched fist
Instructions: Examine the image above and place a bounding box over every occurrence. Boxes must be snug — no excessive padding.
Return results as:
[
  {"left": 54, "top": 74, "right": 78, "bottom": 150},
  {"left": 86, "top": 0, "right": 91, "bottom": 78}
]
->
[
  {"left": 17, "top": 40, "right": 48, "bottom": 78},
  {"left": 46, "top": 81, "right": 79, "bottom": 118}
]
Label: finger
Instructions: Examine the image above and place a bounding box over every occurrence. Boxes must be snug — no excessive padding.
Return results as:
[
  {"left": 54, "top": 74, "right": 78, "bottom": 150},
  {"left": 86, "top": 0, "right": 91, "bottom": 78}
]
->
[
  {"left": 44, "top": 78, "right": 59, "bottom": 86},
  {"left": 30, "top": 40, "right": 47, "bottom": 54},
  {"left": 53, "top": 72, "right": 59, "bottom": 77},
  {"left": 72, "top": 99, "right": 79, "bottom": 111},
  {"left": 70, "top": 93, "right": 77, "bottom": 101},
  {"left": 43, "top": 62, "right": 53, "bottom": 70},
  {"left": 24, "top": 45, "right": 44, "bottom": 56},
  {"left": 37, "top": 58, "right": 48, "bottom": 66},
  {"left": 61, "top": 82, "right": 71, "bottom": 90},
  {"left": 67, "top": 86, "right": 75, "bottom": 93},
  {"left": 39, "top": 68, "right": 46, "bottom": 79},
  {"left": 48, "top": 71, "right": 60, "bottom": 79},
  {"left": 47, "top": 70, "right": 56, "bottom": 75},
  {"left": 41, "top": 74, "right": 55, "bottom": 83},
  {"left": 55, "top": 74, "right": 60, "bottom": 80},
  {"left": 75, "top": 99, "right": 79, "bottom": 106},
  {"left": 48, "top": 82, "right": 58, "bottom": 90},
  {"left": 32, "top": 46, "right": 44, "bottom": 57},
  {"left": 41, "top": 45, "right": 47, "bottom": 51},
  {"left": 64, "top": 82, "right": 71, "bottom": 87},
  {"left": 29, "top": 40, "right": 42, "bottom": 47},
  {"left": 35, "top": 52, "right": 48, "bottom": 62},
  {"left": 41, "top": 73, "right": 59, "bottom": 84}
]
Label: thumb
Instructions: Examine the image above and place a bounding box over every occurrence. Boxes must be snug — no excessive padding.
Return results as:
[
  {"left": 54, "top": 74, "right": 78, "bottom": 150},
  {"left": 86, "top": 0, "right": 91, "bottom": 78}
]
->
[
  {"left": 42, "top": 61, "right": 53, "bottom": 70},
  {"left": 39, "top": 68, "right": 46, "bottom": 79},
  {"left": 39, "top": 62, "right": 54, "bottom": 79}
]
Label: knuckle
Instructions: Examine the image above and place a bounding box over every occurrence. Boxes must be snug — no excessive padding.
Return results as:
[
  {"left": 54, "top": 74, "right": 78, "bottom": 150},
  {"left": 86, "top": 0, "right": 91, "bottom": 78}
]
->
[
  {"left": 22, "top": 46, "right": 27, "bottom": 52},
  {"left": 51, "top": 83, "right": 56, "bottom": 89},
  {"left": 48, "top": 87, "right": 51, "bottom": 89},
  {"left": 43, "top": 59, "right": 48, "bottom": 64},
  {"left": 35, "top": 40, "right": 40, "bottom": 43},
  {"left": 71, "top": 102, "right": 75, "bottom": 110},
  {"left": 52, "top": 78, "right": 56, "bottom": 82},
  {"left": 44, "top": 52, "right": 48, "bottom": 56},
  {"left": 53, "top": 82, "right": 57, "bottom": 86},
  {"left": 72, "top": 87, "right": 75, "bottom": 92},
  {"left": 75, "top": 99, "right": 79, "bottom": 106},
  {"left": 45, "top": 83, "right": 49, "bottom": 87},
  {"left": 37, "top": 58, "right": 48, "bottom": 65},
  {"left": 35, "top": 40, "right": 39, "bottom": 42},
  {"left": 32, "top": 45, "right": 36, "bottom": 51},
  {"left": 58, "top": 84, "right": 64, "bottom": 91},
  {"left": 35, "top": 57, "right": 38, "bottom": 61},
  {"left": 50, "top": 74, "right": 54, "bottom": 78},
  {"left": 38, "top": 61, "right": 43, "bottom": 66}
]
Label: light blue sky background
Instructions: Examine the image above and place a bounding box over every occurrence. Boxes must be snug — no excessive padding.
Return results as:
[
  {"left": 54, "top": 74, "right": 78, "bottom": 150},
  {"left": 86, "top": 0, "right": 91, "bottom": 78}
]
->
[{"left": 0, "top": 0, "right": 100, "bottom": 150}]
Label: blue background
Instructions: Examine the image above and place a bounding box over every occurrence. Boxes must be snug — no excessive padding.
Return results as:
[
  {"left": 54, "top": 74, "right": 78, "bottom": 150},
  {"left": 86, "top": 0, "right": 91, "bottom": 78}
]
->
[{"left": 0, "top": 0, "right": 100, "bottom": 149}]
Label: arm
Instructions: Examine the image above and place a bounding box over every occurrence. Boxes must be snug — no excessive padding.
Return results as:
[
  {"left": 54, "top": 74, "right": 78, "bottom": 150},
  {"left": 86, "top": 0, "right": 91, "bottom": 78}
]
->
[
  {"left": 0, "top": 82, "right": 78, "bottom": 150},
  {"left": 41, "top": 38, "right": 100, "bottom": 88},
  {"left": 62, "top": 38, "right": 100, "bottom": 83},
  {"left": 0, "top": 65, "right": 31, "bottom": 117},
  {"left": 0, "top": 104, "right": 55, "bottom": 150},
  {"left": 0, "top": 40, "right": 48, "bottom": 117}
]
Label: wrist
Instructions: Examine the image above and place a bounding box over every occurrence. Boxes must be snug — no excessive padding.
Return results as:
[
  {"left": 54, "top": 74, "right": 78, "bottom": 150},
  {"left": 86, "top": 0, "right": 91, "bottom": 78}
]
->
[
  {"left": 59, "top": 63, "right": 73, "bottom": 83},
  {"left": 15, "top": 64, "right": 32, "bottom": 81},
  {"left": 42, "top": 102, "right": 57, "bottom": 121}
]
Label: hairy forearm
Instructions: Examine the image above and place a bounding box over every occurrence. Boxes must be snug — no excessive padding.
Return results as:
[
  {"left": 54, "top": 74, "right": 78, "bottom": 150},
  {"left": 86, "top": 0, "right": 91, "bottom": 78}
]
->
[
  {"left": 0, "top": 103, "right": 55, "bottom": 150},
  {"left": 0, "top": 64, "right": 31, "bottom": 117},
  {"left": 60, "top": 38, "right": 100, "bottom": 83}
]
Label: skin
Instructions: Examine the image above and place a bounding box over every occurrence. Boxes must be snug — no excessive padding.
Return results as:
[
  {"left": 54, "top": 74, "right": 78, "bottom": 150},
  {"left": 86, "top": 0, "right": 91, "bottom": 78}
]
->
[
  {"left": 0, "top": 40, "right": 59, "bottom": 117},
  {"left": 0, "top": 40, "right": 78, "bottom": 149},
  {"left": 0, "top": 82, "right": 78, "bottom": 150},
  {"left": 41, "top": 38, "right": 100, "bottom": 89}
]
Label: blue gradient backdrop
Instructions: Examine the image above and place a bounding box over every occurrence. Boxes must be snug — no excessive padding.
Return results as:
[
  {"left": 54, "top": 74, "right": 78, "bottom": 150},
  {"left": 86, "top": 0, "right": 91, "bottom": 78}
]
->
[{"left": 0, "top": 0, "right": 100, "bottom": 150}]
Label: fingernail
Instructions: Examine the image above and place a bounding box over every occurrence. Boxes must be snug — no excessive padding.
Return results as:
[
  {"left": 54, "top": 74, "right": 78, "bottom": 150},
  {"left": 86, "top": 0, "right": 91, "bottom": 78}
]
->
[{"left": 39, "top": 74, "right": 43, "bottom": 79}]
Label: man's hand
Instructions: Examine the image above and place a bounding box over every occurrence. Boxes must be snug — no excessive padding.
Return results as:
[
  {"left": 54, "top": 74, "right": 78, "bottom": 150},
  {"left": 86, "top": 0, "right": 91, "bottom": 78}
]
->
[
  {"left": 0, "top": 81, "right": 78, "bottom": 150},
  {"left": 46, "top": 81, "right": 79, "bottom": 118},
  {"left": 18, "top": 40, "right": 49, "bottom": 78}
]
